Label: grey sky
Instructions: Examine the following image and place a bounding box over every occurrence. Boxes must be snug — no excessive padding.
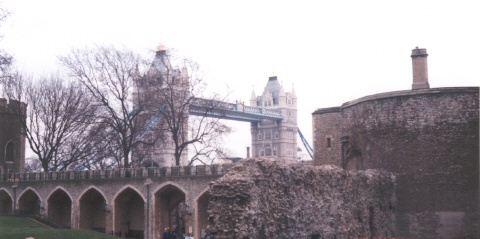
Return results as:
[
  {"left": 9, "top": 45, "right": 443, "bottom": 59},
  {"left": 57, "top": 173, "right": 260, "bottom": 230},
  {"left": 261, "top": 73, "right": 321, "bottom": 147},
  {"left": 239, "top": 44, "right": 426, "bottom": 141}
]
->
[{"left": 2, "top": 0, "right": 479, "bottom": 158}]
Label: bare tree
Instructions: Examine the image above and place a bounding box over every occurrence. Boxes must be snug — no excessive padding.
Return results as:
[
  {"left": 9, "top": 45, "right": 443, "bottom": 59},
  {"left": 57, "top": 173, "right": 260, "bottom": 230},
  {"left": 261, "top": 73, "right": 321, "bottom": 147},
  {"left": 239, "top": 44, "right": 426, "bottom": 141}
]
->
[
  {"left": 147, "top": 48, "right": 232, "bottom": 166},
  {"left": 188, "top": 121, "right": 232, "bottom": 165},
  {"left": 59, "top": 46, "right": 159, "bottom": 168},
  {"left": 2, "top": 74, "right": 98, "bottom": 172},
  {"left": 0, "top": 7, "right": 13, "bottom": 82}
]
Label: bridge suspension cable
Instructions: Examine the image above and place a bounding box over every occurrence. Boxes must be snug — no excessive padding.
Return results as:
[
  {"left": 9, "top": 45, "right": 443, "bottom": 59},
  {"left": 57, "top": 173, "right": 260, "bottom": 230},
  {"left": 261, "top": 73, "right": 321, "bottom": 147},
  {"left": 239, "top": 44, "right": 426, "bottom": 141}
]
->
[{"left": 297, "top": 128, "right": 313, "bottom": 160}]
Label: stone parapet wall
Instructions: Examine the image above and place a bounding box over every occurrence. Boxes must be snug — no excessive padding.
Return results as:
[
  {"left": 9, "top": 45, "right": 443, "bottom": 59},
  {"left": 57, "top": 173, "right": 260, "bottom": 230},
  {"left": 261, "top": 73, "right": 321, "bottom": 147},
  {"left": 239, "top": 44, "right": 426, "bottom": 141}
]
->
[
  {"left": 207, "top": 158, "right": 396, "bottom": 239},
  {"left": 0, "top": 164, "right": 232, "bottom": 182},
  {"left": 312, "top": 87, "right": 479, "bottom": 238}
]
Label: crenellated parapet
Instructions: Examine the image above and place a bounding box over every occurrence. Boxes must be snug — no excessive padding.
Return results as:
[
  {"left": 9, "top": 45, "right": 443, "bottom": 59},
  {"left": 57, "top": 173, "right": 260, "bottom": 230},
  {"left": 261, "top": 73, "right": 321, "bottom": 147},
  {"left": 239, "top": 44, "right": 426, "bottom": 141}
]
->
[
  {"left": 0, "top": 98, "right": 27, "bottom": 116},
  {"left": 0, "top": 164, "right": 231, "bottom": 182}
]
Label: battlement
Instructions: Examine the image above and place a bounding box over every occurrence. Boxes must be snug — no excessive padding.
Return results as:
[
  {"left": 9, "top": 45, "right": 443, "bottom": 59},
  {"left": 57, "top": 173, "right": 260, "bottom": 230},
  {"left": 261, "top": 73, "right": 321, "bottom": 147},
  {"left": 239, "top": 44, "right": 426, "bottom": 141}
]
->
[
  {"left": 0, "top": 98, "right": 27, "bottom": 116},
  {"left": 0, "top": 164, "right": 232, "bottom": 182}
]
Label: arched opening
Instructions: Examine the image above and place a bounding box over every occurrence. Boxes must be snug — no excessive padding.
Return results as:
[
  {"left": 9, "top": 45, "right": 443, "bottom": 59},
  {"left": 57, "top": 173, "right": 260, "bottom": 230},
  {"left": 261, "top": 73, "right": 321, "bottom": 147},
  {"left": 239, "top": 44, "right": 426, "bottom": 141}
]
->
[
  {"left": 47, "top": 189, "right": 72, "bottom": 228},
  {"left": 18, "top": 189, "right": 41, "bottom": 216},
  {"left": 196, "top": 190, "right": 210, "bottom": 239},
  {"left": 114, "top": 187, "right": 145, "bottom": 239},
  {"left": 155, "top": 184, "right": 186, "bottom": 238},
  {"left": 345, "top": 148, "right": 363, "bottom": 171},
  {"left": 0, "top": 189, "right": 13, "bottom": 215},
  {"left": 5, "top": 141, "right": 14, "bottom": 162},
  {"left": 79, "top": 188, "right": 106, "bottom": 232}
]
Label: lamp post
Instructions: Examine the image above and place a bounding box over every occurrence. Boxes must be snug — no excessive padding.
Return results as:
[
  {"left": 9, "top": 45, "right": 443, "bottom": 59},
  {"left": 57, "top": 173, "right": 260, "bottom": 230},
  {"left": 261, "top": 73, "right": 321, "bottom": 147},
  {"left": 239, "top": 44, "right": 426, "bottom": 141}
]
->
[
  {"left": 12, "top": 185, "right": 17, "bottom": 215},
  {"left": 144, "top": 178, "right": 152, "bottom": 239}
]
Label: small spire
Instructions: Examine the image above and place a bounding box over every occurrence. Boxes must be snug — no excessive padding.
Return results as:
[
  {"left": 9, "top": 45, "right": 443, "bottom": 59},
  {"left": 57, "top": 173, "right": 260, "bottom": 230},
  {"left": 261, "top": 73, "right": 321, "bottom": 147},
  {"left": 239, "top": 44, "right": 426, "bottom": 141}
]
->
[
  {"left": 291, "top": 83, "right": 296, "bottom": 98},
  {"left": 157, "top": 43, "right": 166, "bottom": 51},
  {"left": 250, "top": 85, "right": 256, "bottom": 100}
]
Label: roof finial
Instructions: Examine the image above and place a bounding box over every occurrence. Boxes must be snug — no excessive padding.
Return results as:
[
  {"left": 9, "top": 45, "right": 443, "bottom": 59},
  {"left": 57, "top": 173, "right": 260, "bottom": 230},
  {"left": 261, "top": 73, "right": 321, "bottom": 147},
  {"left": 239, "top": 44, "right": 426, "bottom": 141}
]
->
[{"left": 157, "top": 43, "right": 166, "bottom": 51}]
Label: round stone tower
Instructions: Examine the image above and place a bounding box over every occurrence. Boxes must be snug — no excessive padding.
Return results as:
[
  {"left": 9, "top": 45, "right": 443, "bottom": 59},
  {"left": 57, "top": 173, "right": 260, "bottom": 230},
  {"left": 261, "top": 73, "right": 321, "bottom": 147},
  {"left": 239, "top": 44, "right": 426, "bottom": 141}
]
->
[{"left": 0, "top": 98, "right": 26, "bottom": 173}]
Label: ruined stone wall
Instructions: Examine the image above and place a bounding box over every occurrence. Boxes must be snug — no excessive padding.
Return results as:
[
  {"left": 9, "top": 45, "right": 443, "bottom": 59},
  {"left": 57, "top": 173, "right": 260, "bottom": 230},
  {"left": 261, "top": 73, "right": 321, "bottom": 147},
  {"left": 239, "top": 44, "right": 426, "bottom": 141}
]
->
[
  {"left": 312, "top": 87, "right": 480, "bottom": 238},
  {"left": 208, "top": 158, "right": 396, "bottom": 239}
]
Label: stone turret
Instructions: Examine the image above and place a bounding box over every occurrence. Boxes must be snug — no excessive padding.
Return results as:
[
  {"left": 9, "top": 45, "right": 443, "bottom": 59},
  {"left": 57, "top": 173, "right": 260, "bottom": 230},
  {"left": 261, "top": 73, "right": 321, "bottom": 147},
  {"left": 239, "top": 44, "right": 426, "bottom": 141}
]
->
[
  {"left": 0, "top": 98, "right": 26, "bottom": 173},
  {"left": 250, "top": 76, "right": 297, "bottom": 160}
]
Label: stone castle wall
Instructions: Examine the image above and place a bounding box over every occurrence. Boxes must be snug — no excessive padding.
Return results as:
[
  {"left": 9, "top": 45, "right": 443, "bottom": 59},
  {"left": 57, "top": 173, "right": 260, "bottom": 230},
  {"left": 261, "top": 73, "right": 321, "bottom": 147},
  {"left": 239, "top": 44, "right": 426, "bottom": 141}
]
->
[
  {"left": 207, "top": 158, "right": 396, "bottom": 239},
  {"left": 312, "top": 87, "right": 479, "bottom": 238},
  {"left": 0, "top": 98, "right": 26, "bottom": 173}
]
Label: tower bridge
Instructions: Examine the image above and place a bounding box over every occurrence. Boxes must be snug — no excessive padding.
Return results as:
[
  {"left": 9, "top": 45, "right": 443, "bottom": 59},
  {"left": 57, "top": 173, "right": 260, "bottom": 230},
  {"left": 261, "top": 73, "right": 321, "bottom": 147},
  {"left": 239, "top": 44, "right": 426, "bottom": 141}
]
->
[{"left": 0, "top": 48, "right": 303, "bottom": 239}]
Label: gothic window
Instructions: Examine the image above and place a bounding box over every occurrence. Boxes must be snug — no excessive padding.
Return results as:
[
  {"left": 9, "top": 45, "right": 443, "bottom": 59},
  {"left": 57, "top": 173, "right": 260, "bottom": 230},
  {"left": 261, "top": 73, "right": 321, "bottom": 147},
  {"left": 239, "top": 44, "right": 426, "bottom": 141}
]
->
[
  {"left": 257, "top": 133, "right": 263, "bottom": 140},
  {"left": 287, "top": 147, "right": 293, "bottom": 156},
  {"left": 265, "top": 131, "right": 272, "bottom": 140},
  {"left": 273, "top": 145, "right": 277, "bottom": 156},
  {"left": 274, "top": 132, "right": 279, "bottom": 139},
  {"left": 260, "top": 147, "right": 264, "bottom": 157},
  {"left": 265, "top": 144, "right": 272, "bottom": 156},
  {"left": 5, "top": 142, "right": 14, "bottom": 162}
]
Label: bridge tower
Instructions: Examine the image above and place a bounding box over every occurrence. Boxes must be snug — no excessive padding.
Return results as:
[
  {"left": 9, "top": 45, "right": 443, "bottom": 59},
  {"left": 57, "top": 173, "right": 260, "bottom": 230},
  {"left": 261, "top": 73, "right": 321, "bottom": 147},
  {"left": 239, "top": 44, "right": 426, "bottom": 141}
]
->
[
  {"left": 0, "top": 98, "right": 26, "bottom": 173},
  {"left": 133, "top": 46, "right": 189, "bottom": 167},
  {"left": 250, "top": 76, "right": 297, "bottom": 160}
]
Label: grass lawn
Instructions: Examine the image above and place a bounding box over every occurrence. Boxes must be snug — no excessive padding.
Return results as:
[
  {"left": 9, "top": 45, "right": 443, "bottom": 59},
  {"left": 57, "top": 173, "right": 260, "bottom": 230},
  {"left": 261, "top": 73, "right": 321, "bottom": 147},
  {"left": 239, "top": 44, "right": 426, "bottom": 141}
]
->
[{"left": 0, "top": 216, "right": 120, "bottom": 239}]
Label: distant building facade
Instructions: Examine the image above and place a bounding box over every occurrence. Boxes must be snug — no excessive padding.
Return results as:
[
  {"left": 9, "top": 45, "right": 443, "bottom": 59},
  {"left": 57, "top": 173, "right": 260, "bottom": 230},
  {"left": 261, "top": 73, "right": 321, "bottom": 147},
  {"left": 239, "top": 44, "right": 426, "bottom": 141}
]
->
[
  {"left": 133, "top": 47, "right": 189, "bottom": 167},
  {"left": 250, "top": 76, "right": 297, "bottom": 160}
]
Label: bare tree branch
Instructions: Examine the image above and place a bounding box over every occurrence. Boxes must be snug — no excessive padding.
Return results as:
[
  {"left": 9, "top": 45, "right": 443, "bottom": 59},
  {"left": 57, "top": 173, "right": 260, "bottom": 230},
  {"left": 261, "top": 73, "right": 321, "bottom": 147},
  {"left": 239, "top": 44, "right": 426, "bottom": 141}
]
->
[
  {"left": 59, "top": 46, "right": 160, "bottom": 168},
  {"left": 2, "top": 73, "right": 98, "bottom": 172}
]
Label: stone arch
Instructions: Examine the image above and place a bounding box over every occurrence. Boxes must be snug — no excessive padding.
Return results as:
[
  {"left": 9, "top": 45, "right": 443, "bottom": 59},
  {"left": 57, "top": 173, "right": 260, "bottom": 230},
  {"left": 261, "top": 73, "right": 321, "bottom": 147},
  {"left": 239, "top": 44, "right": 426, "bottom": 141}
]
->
[
  {"left": 18, "top": 187, "right": 42, "bottom": 216},
  {"left": 113, "top": 185, "right": 145, "bottom": 238},
  {"left": 4, "top": 140, "right": 14, "bottom": 162},
  {"left": 47, "top": 187, "right": 72, "bottom": 228},
  {"left": 345, "top": 148, "right": 363, "bottom": 171},
  {"left": 194, "top": 187, "right": 211, "bottom": 239},
  {"left": 0, "top": 188, "right": 13, "bottom": 215},
  {"left": 154, "top": 181, "right": 188, "bottom": 237},
  {"left": 78, "top": 187, "right": 107, "bottom": 232}
]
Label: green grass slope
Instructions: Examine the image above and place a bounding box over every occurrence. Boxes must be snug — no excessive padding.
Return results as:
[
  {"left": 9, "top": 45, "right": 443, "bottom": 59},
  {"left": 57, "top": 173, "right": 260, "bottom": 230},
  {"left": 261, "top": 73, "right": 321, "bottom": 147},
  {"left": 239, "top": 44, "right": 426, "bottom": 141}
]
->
[{"left": 0, "top": 216, "right": 119, "bottom": 239}]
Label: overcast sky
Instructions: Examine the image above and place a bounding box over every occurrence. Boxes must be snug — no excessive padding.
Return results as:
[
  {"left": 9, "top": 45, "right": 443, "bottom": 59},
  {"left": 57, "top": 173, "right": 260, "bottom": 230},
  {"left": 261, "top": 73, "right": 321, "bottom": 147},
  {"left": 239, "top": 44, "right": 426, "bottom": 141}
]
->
[{"left": 2, "top": 0, "right": 479, "bottom": 158}]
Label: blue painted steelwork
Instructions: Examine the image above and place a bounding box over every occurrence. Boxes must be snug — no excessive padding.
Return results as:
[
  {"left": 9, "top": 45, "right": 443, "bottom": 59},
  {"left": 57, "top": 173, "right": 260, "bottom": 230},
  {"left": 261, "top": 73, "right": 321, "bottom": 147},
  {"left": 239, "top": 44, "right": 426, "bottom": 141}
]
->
[
  {"left": 189, "top": 98, "right": 283, "bottom": 122},
  {"left": 297, "top": 128, "right": 313, "bottom": 159}
]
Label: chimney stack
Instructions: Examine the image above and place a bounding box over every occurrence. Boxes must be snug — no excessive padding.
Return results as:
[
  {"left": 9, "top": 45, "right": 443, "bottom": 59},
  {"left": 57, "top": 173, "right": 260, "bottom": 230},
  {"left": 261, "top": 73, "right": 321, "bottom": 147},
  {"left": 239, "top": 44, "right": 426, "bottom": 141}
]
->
[{"left": 411, "top": 47, "right": 430, "bottom": 90}]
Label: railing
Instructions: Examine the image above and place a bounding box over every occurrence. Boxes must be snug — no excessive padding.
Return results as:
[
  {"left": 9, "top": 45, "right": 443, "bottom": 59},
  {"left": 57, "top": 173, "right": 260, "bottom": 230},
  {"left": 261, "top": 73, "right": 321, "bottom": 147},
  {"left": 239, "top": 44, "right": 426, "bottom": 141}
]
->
[
  {"left": 0, "top": 164, "right": 232, "bottom": 182},
  {"left": 190, "top": 98, "right": 283, "bottom": 120}
]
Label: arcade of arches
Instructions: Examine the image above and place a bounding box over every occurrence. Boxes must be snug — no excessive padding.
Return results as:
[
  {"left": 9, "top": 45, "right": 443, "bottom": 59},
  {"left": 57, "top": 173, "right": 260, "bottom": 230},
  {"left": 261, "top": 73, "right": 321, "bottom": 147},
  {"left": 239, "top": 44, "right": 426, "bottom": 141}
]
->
[{"left": 0, "top": 183, "right": 213, "bottom": 239}]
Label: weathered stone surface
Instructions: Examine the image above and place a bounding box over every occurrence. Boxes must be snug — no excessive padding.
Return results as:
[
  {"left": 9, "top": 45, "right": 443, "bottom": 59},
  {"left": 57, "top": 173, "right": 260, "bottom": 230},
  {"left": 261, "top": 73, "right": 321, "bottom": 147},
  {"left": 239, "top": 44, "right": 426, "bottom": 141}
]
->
[
  {"left": 207, "top": 158, "right": 396, "bottom": 239},
  {"left": 312, "top": 87, "right": 479, "bottom": 238}
]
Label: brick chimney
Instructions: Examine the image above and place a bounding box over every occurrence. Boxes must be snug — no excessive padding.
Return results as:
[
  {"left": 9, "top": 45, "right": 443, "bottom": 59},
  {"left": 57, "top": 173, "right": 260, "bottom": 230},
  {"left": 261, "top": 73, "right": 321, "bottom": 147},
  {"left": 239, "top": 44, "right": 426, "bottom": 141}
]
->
[{"left": 411, "top": 47, "right": 430, "bottom": 90}]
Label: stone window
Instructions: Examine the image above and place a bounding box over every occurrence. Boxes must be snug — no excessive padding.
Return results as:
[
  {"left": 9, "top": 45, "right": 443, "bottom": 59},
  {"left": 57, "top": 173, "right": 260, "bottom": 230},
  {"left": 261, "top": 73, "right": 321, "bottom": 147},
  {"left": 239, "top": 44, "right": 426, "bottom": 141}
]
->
[
  {"left": 327, "top": 137, "right": 331, "bottom": 148},
  {"left": 5, "top": 141, "right": 14, "bottom": 162},
  {"left": 259, "top": 147, "right": 264, "bottom": 156},
  {"left": 287, "top": 147, "right": 293, "bottom": 156},
  {"left": 257, "top": 133, "right": 263, "bottom": 140},
  {"left": 265, "top": 144, "right": 272, "bottom": 156},
  {"left": 272, "top": 145, "right": 277, "bottom": 156},
  {"left": 274, "top": 132, "right": 279, "bottom": 139},
  {"left": 265, "top": 131, "right": 272, "bottom": 140}
]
